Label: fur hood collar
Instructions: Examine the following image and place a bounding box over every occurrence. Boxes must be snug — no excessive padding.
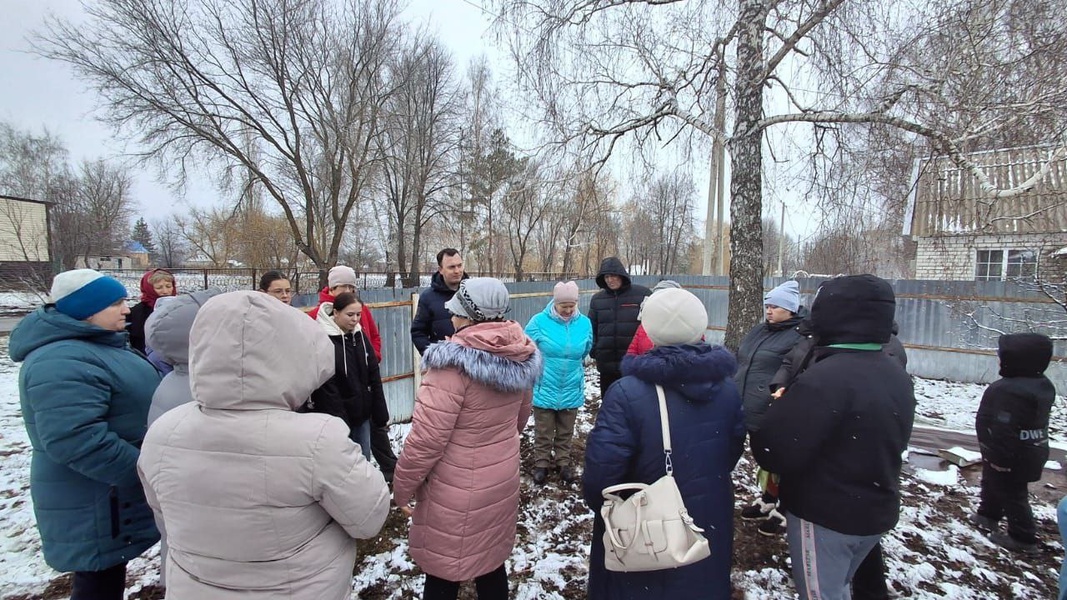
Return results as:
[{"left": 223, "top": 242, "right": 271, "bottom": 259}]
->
[
  {"left": 623, "top": 343, "right": 737, "bottom": 386},
  {"left": 422, "top": 320, "right": 543, "bottom": 393}
]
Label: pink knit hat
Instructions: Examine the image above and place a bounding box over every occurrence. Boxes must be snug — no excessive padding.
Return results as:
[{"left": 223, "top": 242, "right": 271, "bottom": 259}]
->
[{"left": 553, "top": 281, "right": 580, "bottom": 303}]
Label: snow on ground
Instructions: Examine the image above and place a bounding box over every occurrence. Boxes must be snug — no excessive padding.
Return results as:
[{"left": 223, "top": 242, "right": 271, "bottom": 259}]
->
[
  {"left": 914, "top": 376, "right": 1067, "bottom": 438},
  {"left": 0, "top": 348, "right": 1064, "bottom": 599},
  {"left": 0, "top": 293, "right": 41, "bottom": 317}
]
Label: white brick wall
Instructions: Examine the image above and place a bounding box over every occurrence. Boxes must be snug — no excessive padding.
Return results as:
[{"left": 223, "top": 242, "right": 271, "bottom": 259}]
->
[{"left": 915, "top": 233, "right": 1065, "bottom": 280}]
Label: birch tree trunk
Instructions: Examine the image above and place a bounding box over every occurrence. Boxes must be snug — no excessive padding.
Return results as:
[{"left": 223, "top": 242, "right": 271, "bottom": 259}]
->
[{"left": 725, "top": 0, "right": 768, "bottom": 351}]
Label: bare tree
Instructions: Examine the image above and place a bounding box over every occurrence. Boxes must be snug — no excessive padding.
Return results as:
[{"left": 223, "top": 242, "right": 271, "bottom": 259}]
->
[
  {"left": 174, "top": 207, "right": 240, "bottom": 268},
  {"left": 500, "top": 158, "right": 555, "bottom": 279},
  {"left": 77, "top": 159, "right": 134, "bottom": 264},
  {"left": 489, "top": 0, "right": 1067, "bottom": 348},
  {"left": 619, "top": 171, "right": 697, "bottom": 275},
  {"left": 151, "top": 216, "right": 187, "bottom": 268},
  {"left": 376, "top": 32, "right": 462, "bottom": 286},
  {"left": 0, "top": 122, "right": 80, "bottom": 270},
  {"left": 36, "top": 0, "right": 402, "bottom": 275}
]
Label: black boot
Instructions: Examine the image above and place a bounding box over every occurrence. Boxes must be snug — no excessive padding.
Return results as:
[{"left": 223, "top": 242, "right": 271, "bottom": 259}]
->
[{"left": 532, "top": 467, "right": 548, "bottom": 485}]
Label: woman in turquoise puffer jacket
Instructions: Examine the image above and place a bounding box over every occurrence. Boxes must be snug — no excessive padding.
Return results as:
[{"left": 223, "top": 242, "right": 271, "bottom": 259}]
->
[
  {"left": 9, "top": 269, "right": 161, "bottom": 600},
  {"left": 524, "top": 281, "right": 593, "bottom": 486}
]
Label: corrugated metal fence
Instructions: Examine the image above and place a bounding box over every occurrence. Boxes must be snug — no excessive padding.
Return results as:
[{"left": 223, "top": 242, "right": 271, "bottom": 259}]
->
[{"left": 304, "top": 276, "right": 1067, "bottom": 423}]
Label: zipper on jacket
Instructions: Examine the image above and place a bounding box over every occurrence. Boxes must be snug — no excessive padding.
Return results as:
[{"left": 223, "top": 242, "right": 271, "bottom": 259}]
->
[{"left": 109, "top": 486, "right": 120, "bottom": 539}]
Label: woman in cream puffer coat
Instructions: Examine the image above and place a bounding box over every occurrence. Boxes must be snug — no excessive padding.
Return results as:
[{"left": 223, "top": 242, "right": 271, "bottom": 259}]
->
[{"left": 138, "top": 291, "right": 390, "bottom": 599}]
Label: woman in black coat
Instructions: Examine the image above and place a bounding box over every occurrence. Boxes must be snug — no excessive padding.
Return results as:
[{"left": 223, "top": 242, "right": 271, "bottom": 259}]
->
[
  {"left": 735, "top": 280, "right": 804, "bottom": 533},
  {"left": 313, "top": 292, "right": 389, "bottom": 459}
]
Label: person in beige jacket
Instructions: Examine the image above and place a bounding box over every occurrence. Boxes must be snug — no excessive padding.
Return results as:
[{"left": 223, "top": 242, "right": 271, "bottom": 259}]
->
[{"left": 138, "top": 291, "right": 390, "bottom": 599}]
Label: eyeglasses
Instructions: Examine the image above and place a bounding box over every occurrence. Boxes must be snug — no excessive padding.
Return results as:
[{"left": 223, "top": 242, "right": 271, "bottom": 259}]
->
[{"left": 268, "top": 288, "right": 294, "bottom": 297}]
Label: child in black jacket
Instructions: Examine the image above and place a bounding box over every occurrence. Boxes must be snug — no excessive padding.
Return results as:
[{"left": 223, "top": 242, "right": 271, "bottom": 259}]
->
[{"left": 972, "top": 332, "right": 1057, "bottom": 553}]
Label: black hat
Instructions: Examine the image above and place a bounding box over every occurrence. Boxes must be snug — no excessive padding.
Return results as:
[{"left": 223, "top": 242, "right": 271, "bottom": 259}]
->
[
  {"left": 810, "top": 275, "right": 895, "bottom": 345},
  {"left": 998, "top": 333, "right": 1053, "bottom": 377}
]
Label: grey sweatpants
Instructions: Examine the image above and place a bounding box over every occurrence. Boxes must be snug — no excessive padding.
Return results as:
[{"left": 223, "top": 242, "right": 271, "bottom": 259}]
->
[{"left": 786, "top": 513, "right": 882, "bottom": 600}]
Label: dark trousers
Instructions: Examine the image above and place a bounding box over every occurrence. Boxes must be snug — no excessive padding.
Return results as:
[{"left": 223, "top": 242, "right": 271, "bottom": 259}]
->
[
  {"left": 71, "top": 563, "right": 126, "bottom": 600},
  {"left": 851, "top": 542, "right": 889, "bottom": 600},
  {"left": 371, "top": 422, "right": 397, "bottom": 481},
  {"left": 598, "top": 367, "right": 621, "bottom": 399},
  {"left": 978, "top": 463, "right": 1036, "bottom": 542},
  {"left": 423, "top": 564, "right": 508, "bottom": 600}
]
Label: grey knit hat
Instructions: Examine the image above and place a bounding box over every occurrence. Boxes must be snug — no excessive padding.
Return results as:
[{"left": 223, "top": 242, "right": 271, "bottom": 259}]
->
[
  {"left": 444, "top": 277, "right": 510, "bottom": 322},
  {"left": 764, "top": 280, "right": 800, "bottom": 313}
]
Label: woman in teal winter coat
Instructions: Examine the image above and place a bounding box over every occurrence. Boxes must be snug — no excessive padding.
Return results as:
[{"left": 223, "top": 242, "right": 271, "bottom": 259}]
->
[
  {"left": 524, "top": 281, "right": 593, "bottom": 485},
  {"left": 9, "top": 269, "right": 161, "bottom": 600}
]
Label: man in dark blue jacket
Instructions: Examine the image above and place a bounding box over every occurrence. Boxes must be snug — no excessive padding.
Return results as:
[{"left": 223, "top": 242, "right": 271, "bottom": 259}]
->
[
  {"left": 753, "top": 274, "right": 915, "bottom": 600},
  {"left": 410, "top": 248, "right": 467, "bottom": 355},
  {"left": 588, "top": 257, "right": 650, "bottom": 397}
]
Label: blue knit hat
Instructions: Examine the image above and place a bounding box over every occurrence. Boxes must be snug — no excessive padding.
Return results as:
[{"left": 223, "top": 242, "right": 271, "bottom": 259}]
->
[
  {"left": 50, "top": 269, "right": 128, "bottom": 320},
  {"left": 763, "top": 280, "right": 800, "bottom": 314}
]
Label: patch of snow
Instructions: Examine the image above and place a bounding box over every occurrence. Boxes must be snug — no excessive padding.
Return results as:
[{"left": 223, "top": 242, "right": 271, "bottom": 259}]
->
[{"left": 913, "top": 464, "right": 958, "bottom": 487}]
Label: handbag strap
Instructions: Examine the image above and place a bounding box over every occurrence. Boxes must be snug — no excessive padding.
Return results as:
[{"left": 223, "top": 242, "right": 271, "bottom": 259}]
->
[{"left": 656, "top": 385, "right": 673, "bottom": 475}]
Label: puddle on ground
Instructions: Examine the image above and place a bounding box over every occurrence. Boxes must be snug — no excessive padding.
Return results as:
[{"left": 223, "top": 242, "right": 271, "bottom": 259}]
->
[{"left": 903, "top": 451, "right": 950, "bottom": 475}]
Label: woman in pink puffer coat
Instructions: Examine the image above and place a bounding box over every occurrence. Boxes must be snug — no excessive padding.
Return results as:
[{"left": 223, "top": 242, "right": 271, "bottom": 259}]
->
[{"left": 393, "top": 278, "right": 542, "bottom": 600}]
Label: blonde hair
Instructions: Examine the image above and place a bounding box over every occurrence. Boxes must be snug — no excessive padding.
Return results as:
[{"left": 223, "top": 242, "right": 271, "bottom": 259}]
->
[{"left": 147, "top": 271, "right": 174, "bottom": 285}]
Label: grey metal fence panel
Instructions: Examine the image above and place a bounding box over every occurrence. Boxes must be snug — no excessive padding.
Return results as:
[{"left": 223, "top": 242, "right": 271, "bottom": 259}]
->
[{"left": 291, "top": 275, "right": 1066, "bottom": 424}]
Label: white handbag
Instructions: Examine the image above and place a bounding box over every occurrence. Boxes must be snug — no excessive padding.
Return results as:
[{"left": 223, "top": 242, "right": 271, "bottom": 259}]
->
[{"left": 600, "top": 385, "right": 711, "bottom": 572}]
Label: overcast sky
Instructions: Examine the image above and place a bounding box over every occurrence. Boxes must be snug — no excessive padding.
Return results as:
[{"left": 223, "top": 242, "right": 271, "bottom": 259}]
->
[{"left": 0, "top": 0, "right": 500, "bottom": 222}]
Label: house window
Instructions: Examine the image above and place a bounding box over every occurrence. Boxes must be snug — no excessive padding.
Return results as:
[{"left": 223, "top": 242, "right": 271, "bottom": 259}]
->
[{"left": 975, "top": 249, "right": 1036, "bottom": 280}]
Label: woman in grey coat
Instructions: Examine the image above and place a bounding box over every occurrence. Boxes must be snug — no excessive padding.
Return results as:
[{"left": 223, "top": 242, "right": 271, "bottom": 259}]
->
[
  {"left": 143, "top": 287, "right": 221, "bottom": 587},
  {"left": 145, "top": 288, "right": 223, "bottom": 426}
]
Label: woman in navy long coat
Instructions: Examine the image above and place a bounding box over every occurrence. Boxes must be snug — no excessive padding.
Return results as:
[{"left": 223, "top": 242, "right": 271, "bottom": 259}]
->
[{"left": 584, "top": 289, "right": 744, "bottom": 599}]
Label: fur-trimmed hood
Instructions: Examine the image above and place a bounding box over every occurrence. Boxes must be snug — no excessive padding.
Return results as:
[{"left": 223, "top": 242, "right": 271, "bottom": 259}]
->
[
  {"left": 622, "top": 343, "right": 737, "bottom": 403},
  {"left": 422, "top": 321, "right": 542, "bottom": 393}
]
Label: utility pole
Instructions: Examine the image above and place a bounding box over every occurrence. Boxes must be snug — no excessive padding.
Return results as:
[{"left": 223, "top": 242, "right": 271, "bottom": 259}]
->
[
  {"left": 776, "top": 200, "right": 786, "bottom": 277},
  {"left": 702, "top": 153, "right": 716, "bottom": 275},
  {"left": 713, "top": 52, "right": 727, "bottom": 275}
]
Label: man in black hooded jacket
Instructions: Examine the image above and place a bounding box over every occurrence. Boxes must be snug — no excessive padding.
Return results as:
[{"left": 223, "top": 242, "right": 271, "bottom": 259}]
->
[
  {"left": 588, "top": 257, "right": 650, "bottom": 397},
  {"left": 971, "top": 332, "right": 1056, "bottom": 553},
  {"left": 753, "top": 274, "right": 915, "bottom": 600}
]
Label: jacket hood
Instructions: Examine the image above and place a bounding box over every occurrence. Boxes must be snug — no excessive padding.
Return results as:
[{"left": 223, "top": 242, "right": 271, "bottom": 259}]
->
[
  {"left": 317, "top": 286, "right": 334, "bottom": 305},
  {"left": 810, "top": 275, "right": 895, "bottom": 345},
  {"left": 315, "top": 301, "right": 361, "bottom": 337},
  {"left": 9, "top": 306, "right": 128, "bottom": 361},
  {"left": 422, "top": 320, "right": 543, "bottom": 393},
  {"left": 542, "top": 298, "right": 583, "bottom": 323},
  {"left": 140, "top": 268, "right": 176, "bottom": 308},
  {"left": 595, "top": 257, "right": 632, "bottom": 290},
  {"left": 430, "top": 270, "right": 469, "bottom": 293},
  {"left": 998, "top": 332, "right": 1053, "bottom": 377},
  {"left": 622, "top": 343, "right": 737, "bottom": 395},
  {"left": 145, "top": 288, "right": 223, "bottom": 366},
  {"left": 189, "top": 291, "right": 335, "bottom": 411}
]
